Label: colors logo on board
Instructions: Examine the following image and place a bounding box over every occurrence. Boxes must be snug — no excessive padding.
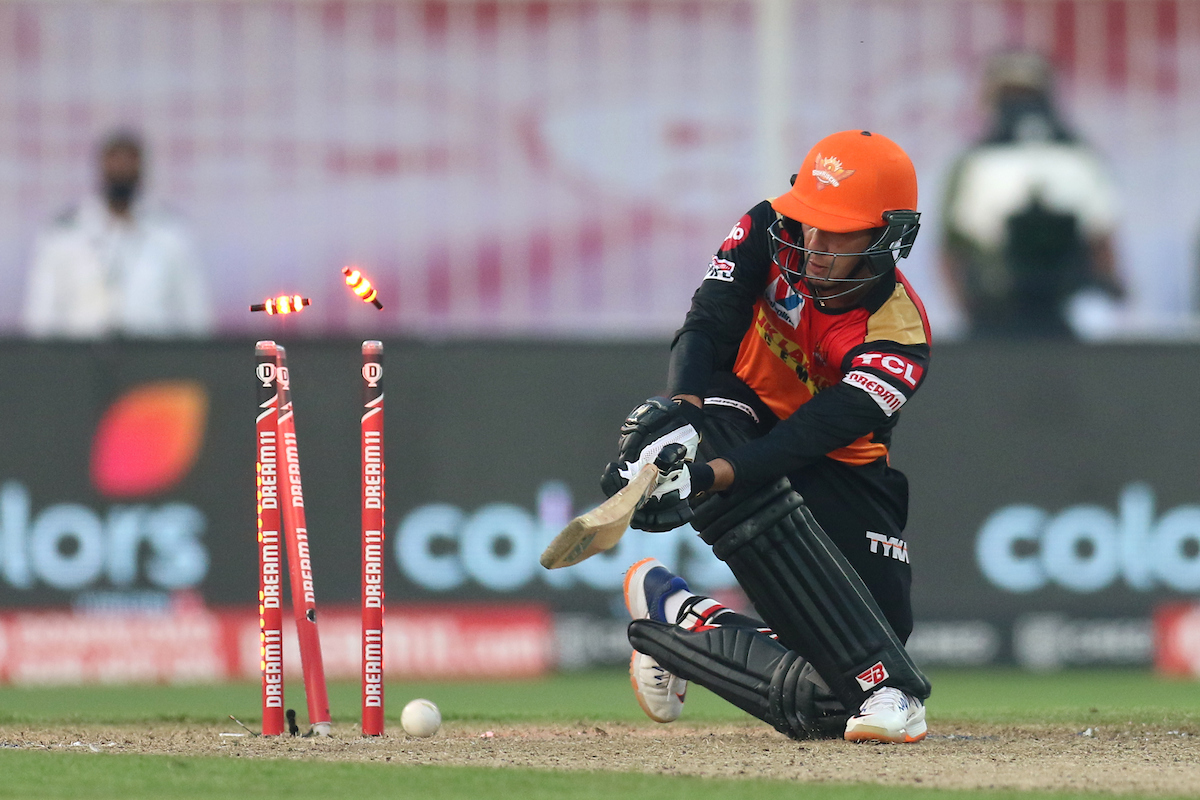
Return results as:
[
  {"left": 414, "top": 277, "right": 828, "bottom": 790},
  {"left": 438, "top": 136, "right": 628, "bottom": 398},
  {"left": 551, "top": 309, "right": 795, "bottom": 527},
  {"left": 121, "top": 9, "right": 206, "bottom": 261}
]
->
[
  {"left": 0, "top": 381, "right": 211, "bottom": 593},
  {"left": 90, "top": 381, "right": 209, "bottom": 498}
]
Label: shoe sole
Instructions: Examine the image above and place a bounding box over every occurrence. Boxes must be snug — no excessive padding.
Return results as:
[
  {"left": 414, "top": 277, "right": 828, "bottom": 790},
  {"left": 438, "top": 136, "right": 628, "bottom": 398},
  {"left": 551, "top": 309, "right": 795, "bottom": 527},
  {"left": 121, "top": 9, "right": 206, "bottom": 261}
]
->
[
  {"left": 844, "top": 719, "right": 927, "bottom": 744},
  {"left": 623, "top": 557, "right": 661, "bottom": 621},
  {"left": 628, "top": 651, "right": 681, "bottom": 724}
]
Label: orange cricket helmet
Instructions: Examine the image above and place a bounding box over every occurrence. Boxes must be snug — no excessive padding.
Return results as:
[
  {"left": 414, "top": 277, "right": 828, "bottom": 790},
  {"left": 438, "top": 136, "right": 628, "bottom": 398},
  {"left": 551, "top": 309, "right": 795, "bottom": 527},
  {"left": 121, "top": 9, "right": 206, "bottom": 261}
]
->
[
  {"left": 772, "top": 129, "right": 917, "bottom": 232},
  {"left": 768, "top": 130, "right": 921, "bottom": 302}
]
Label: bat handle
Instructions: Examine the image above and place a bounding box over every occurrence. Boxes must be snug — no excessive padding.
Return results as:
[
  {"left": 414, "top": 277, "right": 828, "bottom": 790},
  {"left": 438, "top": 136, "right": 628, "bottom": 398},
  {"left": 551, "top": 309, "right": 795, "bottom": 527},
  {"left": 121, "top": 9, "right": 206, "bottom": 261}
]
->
[{"left": 653, "top": 443, "right": 688, "bottom": 472}]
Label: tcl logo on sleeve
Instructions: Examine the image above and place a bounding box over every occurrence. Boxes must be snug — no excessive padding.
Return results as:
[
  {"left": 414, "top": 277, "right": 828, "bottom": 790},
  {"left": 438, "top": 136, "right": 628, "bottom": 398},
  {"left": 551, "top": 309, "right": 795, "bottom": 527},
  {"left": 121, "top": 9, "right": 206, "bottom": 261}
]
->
[
  {"left": 851, "top": 352, "right": 924, "bottom": 389},
  {"left": 720, "top": 214, "right": 751, "bottom": 251}
]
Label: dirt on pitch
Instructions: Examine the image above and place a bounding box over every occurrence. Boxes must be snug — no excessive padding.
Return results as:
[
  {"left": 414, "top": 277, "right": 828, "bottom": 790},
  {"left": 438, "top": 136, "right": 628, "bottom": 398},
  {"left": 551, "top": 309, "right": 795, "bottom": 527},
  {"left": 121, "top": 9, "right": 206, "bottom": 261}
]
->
[{"left": 3, "top": 719, "right": 1198, "bottom": 795}]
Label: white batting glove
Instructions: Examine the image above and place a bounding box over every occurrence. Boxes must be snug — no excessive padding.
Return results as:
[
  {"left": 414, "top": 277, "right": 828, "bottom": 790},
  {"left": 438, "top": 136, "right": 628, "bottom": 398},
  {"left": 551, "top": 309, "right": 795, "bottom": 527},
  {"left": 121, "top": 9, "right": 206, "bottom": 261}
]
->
[{"left": 617, "top": 424, "right": 700, "bottom": 488}]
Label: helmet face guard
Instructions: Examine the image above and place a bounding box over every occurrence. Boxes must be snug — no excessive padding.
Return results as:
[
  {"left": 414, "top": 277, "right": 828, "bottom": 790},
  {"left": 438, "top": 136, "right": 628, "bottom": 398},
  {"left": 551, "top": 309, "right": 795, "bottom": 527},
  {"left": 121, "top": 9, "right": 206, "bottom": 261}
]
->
[{"left": 767, "top": 210, "right": 921, "bottom": 302}]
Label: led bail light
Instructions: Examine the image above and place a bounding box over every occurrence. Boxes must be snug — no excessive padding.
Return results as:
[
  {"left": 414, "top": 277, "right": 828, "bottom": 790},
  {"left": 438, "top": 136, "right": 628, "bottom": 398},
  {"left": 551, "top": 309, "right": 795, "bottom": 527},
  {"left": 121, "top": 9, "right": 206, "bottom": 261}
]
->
[
  {"left": 250, "top": 295, "right": 312, "bottom": 315},
  {"left": 342, "top": 267, "right": 383, "bottom": 310}
]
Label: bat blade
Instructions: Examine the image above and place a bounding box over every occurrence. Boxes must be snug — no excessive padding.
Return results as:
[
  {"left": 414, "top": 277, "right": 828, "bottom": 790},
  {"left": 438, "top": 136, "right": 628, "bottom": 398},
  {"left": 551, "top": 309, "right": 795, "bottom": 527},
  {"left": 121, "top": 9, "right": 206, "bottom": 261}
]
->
[{"left": 539, "top": 463, "right": 660, "bottom": 569}]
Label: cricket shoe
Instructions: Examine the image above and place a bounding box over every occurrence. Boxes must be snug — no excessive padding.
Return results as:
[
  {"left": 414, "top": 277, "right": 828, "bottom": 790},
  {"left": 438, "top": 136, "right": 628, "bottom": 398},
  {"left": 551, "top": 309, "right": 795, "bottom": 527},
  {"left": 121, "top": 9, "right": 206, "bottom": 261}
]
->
[
  {"left": 624, "top": 558, "right": 691, "bottom": 723},
  {"left": 843, "top": 686, "right": 927, "bottom": 743}
]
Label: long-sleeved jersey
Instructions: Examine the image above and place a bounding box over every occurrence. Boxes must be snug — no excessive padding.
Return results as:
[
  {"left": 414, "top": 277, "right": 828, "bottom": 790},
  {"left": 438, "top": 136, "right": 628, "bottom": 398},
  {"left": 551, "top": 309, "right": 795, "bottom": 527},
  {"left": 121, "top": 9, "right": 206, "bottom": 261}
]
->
[
  {"left": 667, "top": 200, "right": 931, "bottom": 488},
  {"left": 23, "top": 196, "right": 213, "bottom": 339}
]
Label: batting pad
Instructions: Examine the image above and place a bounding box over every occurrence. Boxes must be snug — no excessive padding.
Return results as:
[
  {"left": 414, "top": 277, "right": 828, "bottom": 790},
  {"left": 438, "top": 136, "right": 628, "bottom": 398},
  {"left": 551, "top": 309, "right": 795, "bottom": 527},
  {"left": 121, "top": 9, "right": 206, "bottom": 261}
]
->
[
  {"left": 628, "top": 620, "right": 847, "bottom": 740},
  {"left": 692, "top": 479, "right": 931, "bottom": 708}
]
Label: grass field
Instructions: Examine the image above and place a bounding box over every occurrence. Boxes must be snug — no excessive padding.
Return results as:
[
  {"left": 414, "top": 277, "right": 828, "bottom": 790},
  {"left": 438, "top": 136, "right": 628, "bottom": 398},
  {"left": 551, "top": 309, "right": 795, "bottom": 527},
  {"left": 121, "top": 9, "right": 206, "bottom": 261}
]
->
[{"left": 0, "top": 668, "right": 1196, "bottom": 799}]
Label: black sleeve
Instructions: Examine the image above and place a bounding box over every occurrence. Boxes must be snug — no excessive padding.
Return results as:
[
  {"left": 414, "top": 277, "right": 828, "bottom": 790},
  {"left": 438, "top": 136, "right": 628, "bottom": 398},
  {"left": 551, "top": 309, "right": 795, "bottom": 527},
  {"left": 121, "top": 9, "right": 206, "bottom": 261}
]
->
[
  {"left": 722, "top": 340, "right": 931, "bottom": 487},
  {"left": 666, "top": 330, "right": 720, "bottom": 399},
  {"left": 665, "top": 201, "right": 775, "bottom": 398},
  {"left": 721, "top": 383, "right": 889, "bottom": 486}
]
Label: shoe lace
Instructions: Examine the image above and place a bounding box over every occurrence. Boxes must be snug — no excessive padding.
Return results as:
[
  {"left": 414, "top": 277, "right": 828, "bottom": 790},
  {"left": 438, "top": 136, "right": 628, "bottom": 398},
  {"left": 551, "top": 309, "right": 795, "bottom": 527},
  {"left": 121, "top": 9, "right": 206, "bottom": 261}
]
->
[
  {"left": 859, "top": 686, "right": 908, "bottom": 714},
  {"left": 649, "top": 664, "right": 672, "bottom": 689}
]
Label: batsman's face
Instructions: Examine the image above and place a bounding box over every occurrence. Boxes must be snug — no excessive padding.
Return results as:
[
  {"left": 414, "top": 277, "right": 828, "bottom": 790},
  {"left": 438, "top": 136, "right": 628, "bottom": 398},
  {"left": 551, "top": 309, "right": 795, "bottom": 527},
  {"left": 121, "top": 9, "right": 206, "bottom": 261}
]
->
[{"left": 800, "top": 225, "right": 874, "bottom": 293}]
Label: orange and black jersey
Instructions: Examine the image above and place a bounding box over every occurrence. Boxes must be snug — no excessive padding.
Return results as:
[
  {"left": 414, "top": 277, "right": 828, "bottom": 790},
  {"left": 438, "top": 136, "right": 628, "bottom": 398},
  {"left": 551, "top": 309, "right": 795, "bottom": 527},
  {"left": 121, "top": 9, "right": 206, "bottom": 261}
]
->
[{"left": 667, "top": 200, "right": 931, "bottom": 488}]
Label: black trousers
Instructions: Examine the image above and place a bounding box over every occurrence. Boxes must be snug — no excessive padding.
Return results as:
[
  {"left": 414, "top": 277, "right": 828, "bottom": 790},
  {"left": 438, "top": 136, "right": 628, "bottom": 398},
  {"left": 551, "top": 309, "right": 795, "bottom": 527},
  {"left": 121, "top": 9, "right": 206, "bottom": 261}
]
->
[{"left": 698, "top": 373, "right": 914, "bottom": 643}]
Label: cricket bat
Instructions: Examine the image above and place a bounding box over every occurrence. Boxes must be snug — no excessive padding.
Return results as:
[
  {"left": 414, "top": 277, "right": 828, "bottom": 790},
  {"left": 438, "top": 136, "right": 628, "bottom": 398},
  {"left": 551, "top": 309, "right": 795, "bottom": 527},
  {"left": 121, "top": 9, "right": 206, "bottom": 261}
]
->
[{"left": 539, "top": 462, "right": 660, "bottom": 569}]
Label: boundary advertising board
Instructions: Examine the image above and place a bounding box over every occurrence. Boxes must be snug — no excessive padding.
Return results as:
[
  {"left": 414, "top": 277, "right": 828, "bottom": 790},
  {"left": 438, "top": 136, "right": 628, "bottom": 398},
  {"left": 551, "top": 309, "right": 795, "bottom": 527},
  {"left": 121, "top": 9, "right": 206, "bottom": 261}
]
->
[{"left": 0, "top": 339, "right": 1196, "bottom": 676}]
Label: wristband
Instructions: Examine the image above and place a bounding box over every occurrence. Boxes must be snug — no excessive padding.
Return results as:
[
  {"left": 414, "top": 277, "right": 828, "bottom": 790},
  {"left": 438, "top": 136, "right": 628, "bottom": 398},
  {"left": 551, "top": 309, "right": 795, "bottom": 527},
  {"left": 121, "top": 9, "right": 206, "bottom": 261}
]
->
[{"left": 687, "top": 461, "right": 715, "bottom": 494}]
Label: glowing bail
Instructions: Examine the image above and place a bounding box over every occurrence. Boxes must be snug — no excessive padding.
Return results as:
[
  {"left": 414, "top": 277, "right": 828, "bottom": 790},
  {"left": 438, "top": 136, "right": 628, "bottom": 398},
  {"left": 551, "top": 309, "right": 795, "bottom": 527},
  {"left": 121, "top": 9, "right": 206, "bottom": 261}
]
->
[
  {"left": 250, "top": 296, "right": 312, "bottom": 315},
  {"left": 342, "top": 267, "right": 384, "bottom": 310}
]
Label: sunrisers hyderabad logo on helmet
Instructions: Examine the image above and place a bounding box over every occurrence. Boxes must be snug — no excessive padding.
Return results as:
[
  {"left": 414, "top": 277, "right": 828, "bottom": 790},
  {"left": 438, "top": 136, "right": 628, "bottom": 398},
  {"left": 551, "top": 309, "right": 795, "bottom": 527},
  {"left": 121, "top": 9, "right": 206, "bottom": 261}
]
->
[{"left": 812, "top": 154, "right": 855, "bottom": 190}]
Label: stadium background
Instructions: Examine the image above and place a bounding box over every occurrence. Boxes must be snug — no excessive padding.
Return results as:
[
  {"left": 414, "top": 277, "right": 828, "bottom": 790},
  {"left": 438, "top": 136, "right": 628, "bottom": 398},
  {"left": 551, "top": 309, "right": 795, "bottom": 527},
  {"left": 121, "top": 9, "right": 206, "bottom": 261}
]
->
[{"left": 0, "top": 0, "right": 1198, "bottom": 685}]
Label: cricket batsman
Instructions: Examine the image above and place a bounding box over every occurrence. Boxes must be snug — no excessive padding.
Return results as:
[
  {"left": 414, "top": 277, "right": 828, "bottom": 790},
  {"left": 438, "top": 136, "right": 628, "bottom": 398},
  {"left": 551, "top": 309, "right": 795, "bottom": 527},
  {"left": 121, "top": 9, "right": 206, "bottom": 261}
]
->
[{"left": 602, "top": 130, "right": 932, "bottom": 743}]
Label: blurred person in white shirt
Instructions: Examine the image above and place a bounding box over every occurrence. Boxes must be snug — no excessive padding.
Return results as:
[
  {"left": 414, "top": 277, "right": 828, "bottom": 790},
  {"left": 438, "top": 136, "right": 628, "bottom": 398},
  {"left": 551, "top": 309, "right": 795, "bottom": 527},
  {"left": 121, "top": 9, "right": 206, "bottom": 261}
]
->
[{"left": 22, "top": 130, "right": 213, "bottom": 339}]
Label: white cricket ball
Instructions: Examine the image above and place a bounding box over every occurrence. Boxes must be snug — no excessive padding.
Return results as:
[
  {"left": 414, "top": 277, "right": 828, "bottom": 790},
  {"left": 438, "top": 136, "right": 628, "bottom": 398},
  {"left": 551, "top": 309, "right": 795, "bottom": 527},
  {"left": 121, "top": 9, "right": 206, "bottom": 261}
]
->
[{"left": 401, "top": 698, "right": 441, "bottom": 738}]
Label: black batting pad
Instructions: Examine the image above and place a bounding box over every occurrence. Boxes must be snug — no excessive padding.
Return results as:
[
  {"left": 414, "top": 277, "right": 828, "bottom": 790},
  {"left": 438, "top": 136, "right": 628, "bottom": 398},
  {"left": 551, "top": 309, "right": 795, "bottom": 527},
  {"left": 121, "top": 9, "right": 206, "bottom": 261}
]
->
[
  {"left": 628, "top": 620, "right": 846, "bottom": 740},
  {"left": 692, "top": 481, "right": 930, "bottom": 708}
]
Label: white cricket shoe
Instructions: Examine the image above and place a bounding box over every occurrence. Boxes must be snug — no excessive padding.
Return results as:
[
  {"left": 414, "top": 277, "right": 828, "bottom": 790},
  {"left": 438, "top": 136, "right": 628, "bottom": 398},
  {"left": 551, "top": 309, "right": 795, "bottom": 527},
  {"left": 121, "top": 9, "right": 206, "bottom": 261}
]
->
[
  {"left": 628, "top": 650, "right": 688, "bottom": 723},
  {"left": 844, "top": 686, "right": 927, "bottom": 743},
  {"left": 624, "top": 558, "right": 691, "bottom": 723}
]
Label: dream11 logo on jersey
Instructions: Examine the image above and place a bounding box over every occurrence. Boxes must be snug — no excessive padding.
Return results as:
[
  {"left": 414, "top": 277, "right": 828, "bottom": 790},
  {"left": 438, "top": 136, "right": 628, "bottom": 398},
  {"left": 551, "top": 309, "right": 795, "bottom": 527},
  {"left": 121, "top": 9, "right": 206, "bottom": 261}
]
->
[{"left": 0, "top": 381, "right": 210, "bottom": 595}]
